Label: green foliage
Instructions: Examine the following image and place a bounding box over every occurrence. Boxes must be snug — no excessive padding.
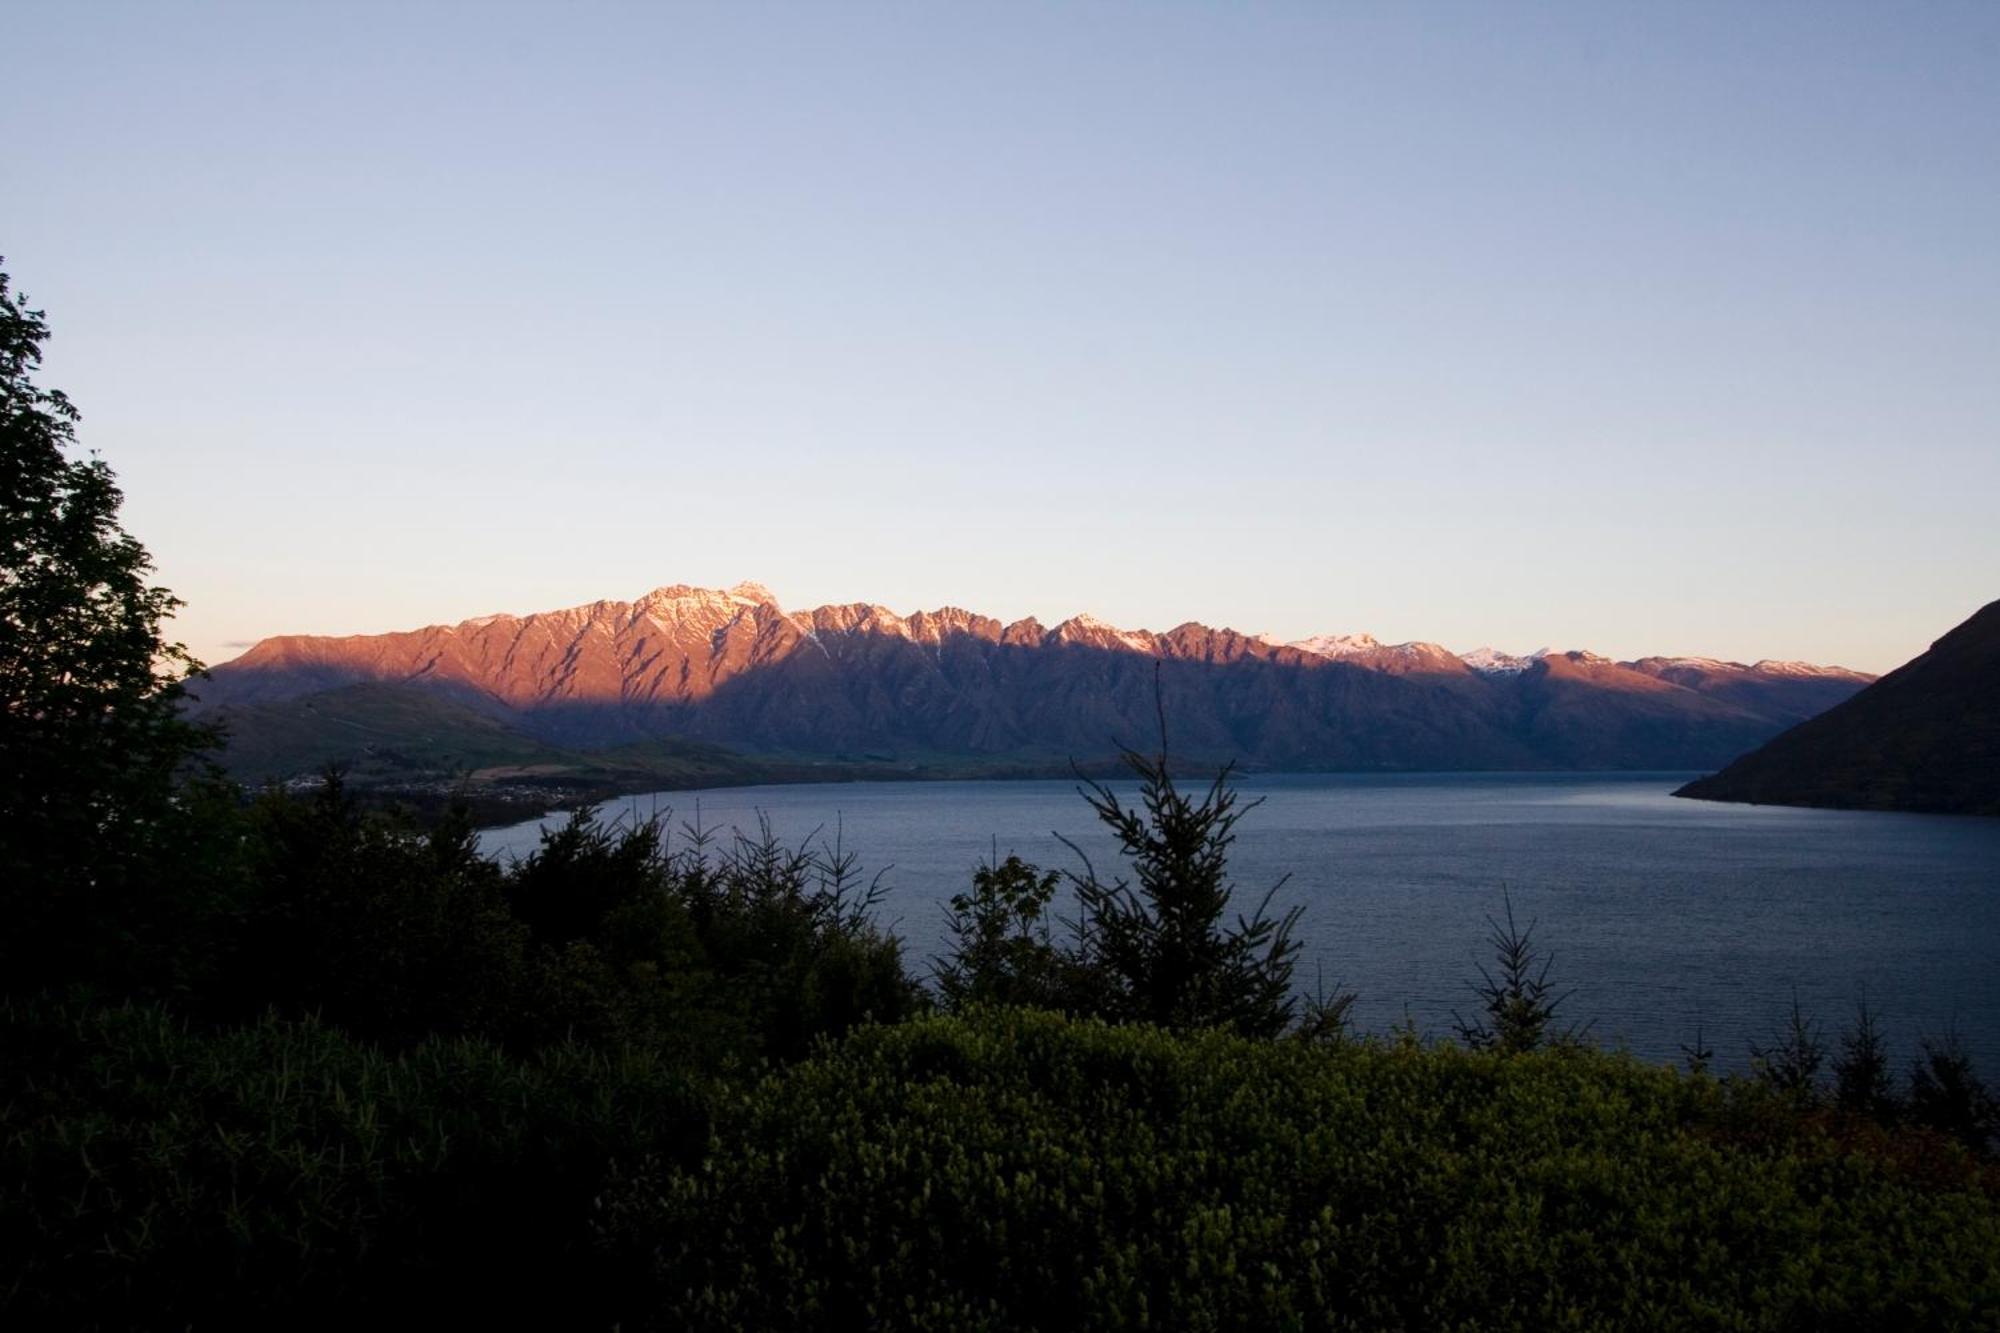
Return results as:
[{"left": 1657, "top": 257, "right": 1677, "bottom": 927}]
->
[
  {"left": 0, "top": 1000, "right": 706, "bottom": 1327},
  {"left": 1291, "top": 966, "right": 1358, "bottom": 1047},
  {"left": 0, "top": 262, "right": 216, "bottom": 993},
  {"left": 601, "top": 1009, "right": 2000, "bottom": 1331},
  {"left": 1061, "top": 737, "right": 1303, "bottom": 1037},
  {"left": 509, "top": 803, "right": 678, "bottom": 950},
  {"left": 219, "top": 773, "right": 532, "bottom": 1046},
  {"left": 1453, "top": 891, "right": 1580, "bottom": 1055},
  {"left": 935, "top": 852, "right": 1085, "bottom": 1012},
  {"left": 650, "top": 811, "right": 925, "bottom": 1063},
  {"left": 211, "top": 788, "right": 921, "bottom": 1064}
]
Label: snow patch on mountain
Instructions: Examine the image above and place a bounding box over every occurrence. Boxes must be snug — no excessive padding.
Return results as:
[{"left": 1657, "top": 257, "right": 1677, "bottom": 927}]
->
[
  {"left": 1060, "top": 613, "right": 1159, "bottom": 654},
  {"left": 1459, "top": 646, "right": 1530, "bottom": 675},
  {"left": 1289, "top": 632, "right": 1383, "bottom": 659},
  {"left": 1751, "top": 659, "right": 1867, "bottom": 679}
]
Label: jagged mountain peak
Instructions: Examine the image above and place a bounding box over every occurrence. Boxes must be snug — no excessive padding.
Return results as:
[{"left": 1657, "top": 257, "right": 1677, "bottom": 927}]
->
[
  {"left": 1051, "top": 613, "right": 1161, "bottom": 654},
  {"left": 1290, "top": 633, "right": 1468, "bottom": 675},
  {"left": 199, "top": 581, "right": 1876, "bottom": 773},
  {"left": 635, "top": 581, "right": 779, "bottom": 611}
]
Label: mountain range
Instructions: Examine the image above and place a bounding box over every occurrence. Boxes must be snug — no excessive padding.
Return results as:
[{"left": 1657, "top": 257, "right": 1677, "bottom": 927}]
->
[
  {"left": 190, "top": 582, "right": 1873, "bottom": 788},
  {"left": 1677, "top": 599, "right": 1999, "bottom": 816}
]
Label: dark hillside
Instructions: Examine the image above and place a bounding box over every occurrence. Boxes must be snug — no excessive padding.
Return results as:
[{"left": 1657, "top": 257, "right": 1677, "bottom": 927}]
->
[{"left": 1678, "top": 600, "right": 2000, "bottom": 815}]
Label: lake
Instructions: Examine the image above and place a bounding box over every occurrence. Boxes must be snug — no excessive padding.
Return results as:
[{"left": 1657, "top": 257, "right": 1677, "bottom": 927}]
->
[{"left": 481, "top": 772, "right": 2000, "bottom": 1072}]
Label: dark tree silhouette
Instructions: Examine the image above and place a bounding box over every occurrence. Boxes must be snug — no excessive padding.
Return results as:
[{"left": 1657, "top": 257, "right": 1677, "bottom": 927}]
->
[
  {"left": 1453, "top": 890, "right": 1582, "bottom": 1055},
  {"left": 1058, "top": 683, "right": 1303, "bottom": 1038},
  {"left": 1908, "top": 1028, "right": 1997, "bottom": 1154},
  {"left": 1832, "top": 994, "right": 1900, "bottom": 1121},
  {"left": 1679, "top": 1024, "right": 1715, "bottom": 1076},
  {"left": 935, "top": 850, "right": 1078, "bottom": 1012},
  {"left": 0, "top": 262, "right": 214, "bottom": 990},
  {"left": 1749, "top": 992, "right": 1826, "bottom": 1104}
]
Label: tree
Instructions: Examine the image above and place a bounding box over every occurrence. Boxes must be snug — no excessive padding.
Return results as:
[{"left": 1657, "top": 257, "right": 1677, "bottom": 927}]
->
[
  {"left": 1749, "top": 992, "right": 1825, "bottom": 1105},
  {"left": 935, "top": 850, "right": 1079, "bottom": 1012},
  {"left": 0, "top": 261, "right": 214, "bottom": 990},
  {"left": 1059, "top": 687, "right": 1303, "bottom": 1038},
  {"left": 1908, "top": 1029, "right": 1996, "bottom": 1154},
  {"left": 1679, "top": 1024, "right": 1715, "bottom": 1076},
  {"left": 1832, "top": 993, "right": 1900, "bottom": 1121},
  {"left": 1452, "top": 890, "right": 1582, "bottom": 1055}
]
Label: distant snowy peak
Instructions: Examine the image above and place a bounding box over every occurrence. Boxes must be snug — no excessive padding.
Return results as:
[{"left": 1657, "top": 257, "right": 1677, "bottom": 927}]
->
[
  {"left": 1289, "top": 633, "right": 1465, "bottom": 672},
  {"left": 1459, "top": 646, "right": 1531, "bottom": 676},
  {"left": 1630, "top": 655, "right": 1875, "bottom": 684},
  {"left": 1750, "top": 659, "right": 1871, "bottom": 680},
  {"left": 1632, "top": 656, "right": 1751, "bottom": 677},
  {"left": 1289, "top": 632, "right": 1382, "bottom": 659},
  {"left": 1054, "top": 613, "right": 1160, "bottom": 655}
]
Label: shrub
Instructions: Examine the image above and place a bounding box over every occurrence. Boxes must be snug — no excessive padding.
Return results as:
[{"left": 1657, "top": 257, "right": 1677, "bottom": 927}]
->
[
  {"left": 601, "top": 1009, "right": 2000, "bottom": 1331},
  {"left": 220, "top": 776, "right": 533, "bottom": 1047},
  {"left": 204, "top": 792, "right": 921, "bottom": 1064},
  {"left": 935, "top": 852, "right": 1083, "bottom": 1012},
  {"left": 0, "top": 1001, "right": 708, "bottom": 1327},
  {"left": 654, "top": 812, "right": 924, "bottom": 1063}
]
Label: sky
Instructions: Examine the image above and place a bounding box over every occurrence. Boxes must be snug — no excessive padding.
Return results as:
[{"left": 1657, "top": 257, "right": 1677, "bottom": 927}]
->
[{"left": 4, "top": 2, "right": 1996, "bottom": 675}]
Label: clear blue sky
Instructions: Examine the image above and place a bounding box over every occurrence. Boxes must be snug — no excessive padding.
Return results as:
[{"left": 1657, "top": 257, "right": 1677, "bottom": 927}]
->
[{"left": 5, "top": 2, "right": 1996, "bottom": 673}]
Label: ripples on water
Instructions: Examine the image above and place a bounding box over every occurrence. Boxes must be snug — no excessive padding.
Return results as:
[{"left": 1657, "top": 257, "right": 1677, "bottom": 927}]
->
[{"left": 481, "top": 772, "right": 2000, "bottom": 1071}]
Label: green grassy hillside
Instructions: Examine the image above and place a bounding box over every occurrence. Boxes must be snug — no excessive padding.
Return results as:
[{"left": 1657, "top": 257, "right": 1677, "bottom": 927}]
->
[
  {"left": 207, "top": 682, "right": 1124, "bottom": 814},
  {"left": 206, "top": 681, "right": 780, "bottom": 814},
  {"left": 209, "top": 681, "right": 568, "bottom": 781}
]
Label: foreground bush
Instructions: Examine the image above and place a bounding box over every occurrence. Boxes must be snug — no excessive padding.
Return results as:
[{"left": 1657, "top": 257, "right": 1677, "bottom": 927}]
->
[
  {"left": 204, "top": 786, "right": 922, "bottom": 1065},
  {"left": 9, "top": 1005, "right": 1998, "bottom": 1329},
  {"left": 603, "top": 1009, "right": 2000, "bottom": 1331},
  {"left": 0, "top": 1001, "right": 707, "bottom": 1327}
]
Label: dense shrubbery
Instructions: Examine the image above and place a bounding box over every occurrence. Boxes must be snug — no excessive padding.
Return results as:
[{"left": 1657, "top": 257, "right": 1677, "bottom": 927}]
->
[
  {"left": 0, "top": 1000, "right": 705, "bottom": 1326},
  {"left": 10, "top": 1005, "right": 1997, "bottom": 1330},
  {"left": 196, "top": 777, "right": 920, "bottom": 1064},
  {"left": 605, "top": 1010, "right": 2000, "bottom": 1330}
]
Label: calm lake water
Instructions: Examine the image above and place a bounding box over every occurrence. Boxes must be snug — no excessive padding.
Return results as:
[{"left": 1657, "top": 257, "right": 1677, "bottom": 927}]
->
[{"left": 481, "top": 772, "right": 2000, "bottom": 1071}]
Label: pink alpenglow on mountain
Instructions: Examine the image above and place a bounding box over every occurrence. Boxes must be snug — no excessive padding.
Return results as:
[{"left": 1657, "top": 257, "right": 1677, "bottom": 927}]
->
[{"left": 196, "top": 582, "right": 1875, "bottom": 774}]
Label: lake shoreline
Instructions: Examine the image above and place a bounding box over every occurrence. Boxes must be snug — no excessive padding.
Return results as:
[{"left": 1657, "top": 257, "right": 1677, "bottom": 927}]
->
[{"left": 479, "top": 771, "right": 2000, "bottom": 1071}]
